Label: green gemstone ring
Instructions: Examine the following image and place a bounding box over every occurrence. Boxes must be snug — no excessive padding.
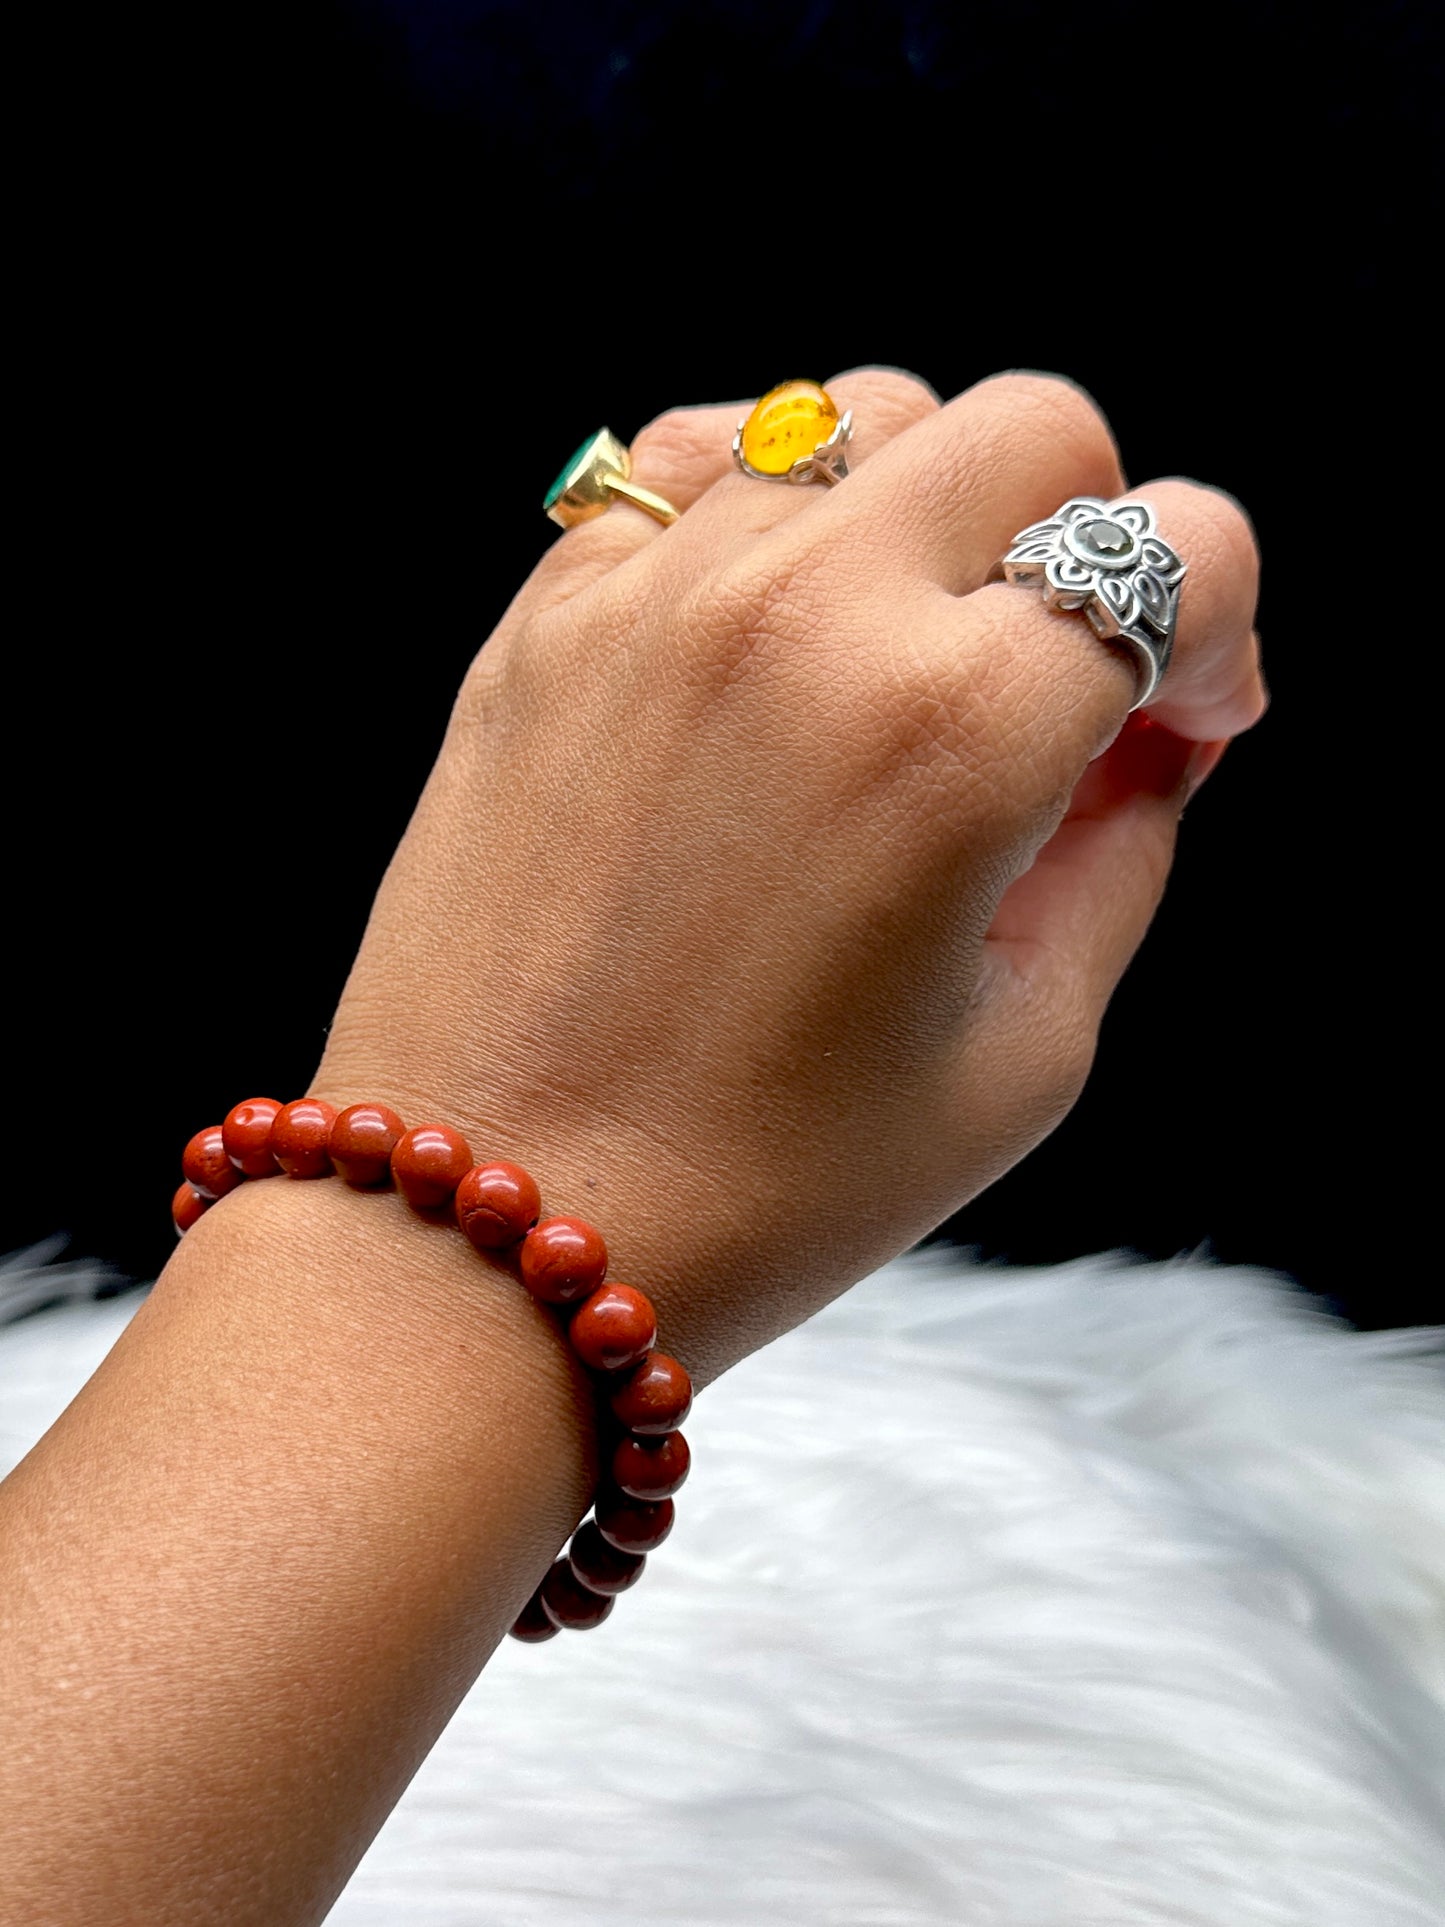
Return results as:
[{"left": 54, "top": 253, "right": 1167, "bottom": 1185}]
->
[{"left": 544, "top": 429, "right": 680, "bottom": 530}]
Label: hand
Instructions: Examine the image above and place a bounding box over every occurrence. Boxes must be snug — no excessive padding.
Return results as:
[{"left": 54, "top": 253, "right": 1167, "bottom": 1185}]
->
[
  {"left": 315, "top": 367, "right": 1263, "bottom": 1382},
  {"left": 0, "top": 367, "right": 1264, "bottom": 1926}
]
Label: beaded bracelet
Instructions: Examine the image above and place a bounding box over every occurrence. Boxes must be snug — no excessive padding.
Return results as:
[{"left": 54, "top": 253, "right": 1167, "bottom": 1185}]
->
[{"left": 173, "top": 1097, "right": 693, "bottom": 1644}]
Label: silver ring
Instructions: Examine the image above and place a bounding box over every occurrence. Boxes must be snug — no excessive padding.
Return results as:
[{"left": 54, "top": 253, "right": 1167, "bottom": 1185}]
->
[{"left": 995, "top": 497, "right": 1186, "bottom": 709}]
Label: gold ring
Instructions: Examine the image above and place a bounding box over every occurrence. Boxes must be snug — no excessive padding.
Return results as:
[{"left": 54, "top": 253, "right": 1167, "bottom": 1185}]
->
[
  {"left": 732, "top": 379, "right": 853, "bottom": 486},
  {"left": 544, "top": 429, "right": 679, "bottom": 529}
]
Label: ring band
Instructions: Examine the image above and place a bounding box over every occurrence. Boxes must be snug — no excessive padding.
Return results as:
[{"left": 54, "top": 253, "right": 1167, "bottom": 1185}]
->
[
  {"left": 545, "top": 429, "right": 680, "bottom": 529},
  {"left": 733, "top": 379, "right": 853, "bottom": 487},
  {"left": 995, "top": 497, "right": 1186, "bottom": 708}
]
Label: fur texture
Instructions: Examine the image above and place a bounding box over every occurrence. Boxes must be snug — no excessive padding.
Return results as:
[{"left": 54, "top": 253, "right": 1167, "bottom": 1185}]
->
[{"left": 3, "top": 1246, "right": 1442, "bottom": 1925}]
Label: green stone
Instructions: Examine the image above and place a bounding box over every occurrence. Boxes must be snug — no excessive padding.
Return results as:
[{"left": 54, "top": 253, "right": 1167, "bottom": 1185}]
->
[{"left": 544, "top": 434, "right": 602, "bottom": 511}]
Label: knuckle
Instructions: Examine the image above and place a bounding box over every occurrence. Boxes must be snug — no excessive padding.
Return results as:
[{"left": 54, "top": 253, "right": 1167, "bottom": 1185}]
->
[
  {"left": 629, "top": 406, "right": 722, "bottom": 484},
  {"left": 971, "top": 370, "right": 1121, "bottom": 478},
  {"left": 829, "top": 365, "right": 941, "bottom": 429},
  {"left": 1178, "top": 478, "right": 1261, "bottom": 584}
]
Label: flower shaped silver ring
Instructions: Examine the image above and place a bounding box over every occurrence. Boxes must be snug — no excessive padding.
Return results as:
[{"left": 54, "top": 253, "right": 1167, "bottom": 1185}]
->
[{"left": 997, "top": 497, "right": 1186, "bottom": 708}]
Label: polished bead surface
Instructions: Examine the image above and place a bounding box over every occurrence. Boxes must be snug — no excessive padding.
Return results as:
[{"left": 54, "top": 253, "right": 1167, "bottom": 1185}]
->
[
  {"left": 610, "top": 1351, "right": 693, "bottom": 1434},
  {"left": 540, "top": 1558, "right": 615, "bottom": 1631},
  {"left": 270, "top": 1098, "right": 338, "bottom": 1179},
  {"left": 568, "top": 1284, "right": 657, "bottom": 1374},
  {"left": 613, "top": 1430, "right": 690, "bottom": 1500},
  {"left": 739, "top": 378, "right": 838, "bottom": 475},
  {"left": 508, "top": 1591, "right": 561, "bottom": 1643},
  {"left": 518, "top": 1216, "right": 608, "bottom": 1305},
  {"left": 172, "top": 1181, "right": 209, "bottom": 1236},
  {"left": 568, "top": 1520, "right": 646, "bottom": 1596},
  {"left": 222, "top": 1097, "right": 284, "bottom": 1178},
  {"left": 181, "top": 1126, "right": 244, "bottom": 1201},
  {"left": 329, "top": 1103, "right": 405, "bottom": 1186},
  {"left": 455, "top": 1161, "right": 542, "bottom": 1251},
  {"left": 391, "top": 1124, "right": 473, "bottom": 1209},
  {"left": 594, "top": 1490, "right": 675, "bottom": 1554}
]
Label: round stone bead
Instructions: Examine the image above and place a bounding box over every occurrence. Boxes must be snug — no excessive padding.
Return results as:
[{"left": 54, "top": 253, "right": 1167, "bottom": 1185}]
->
[
  {"left": 172, "top": 1181, "right": 209, "bottom": 1236},
  {"left": 329, "top": 1103, "right": 405, "bottom": 1186},
  {"left": 518, "top": 1216, "right": 608, "bottom": 1306},
  {"left": 455, "top": 1161, "right": 542, "bottom": 1251},
  {"left": 270, "top": 1098, "right": 338, "bottom": 1179},
  {"left": 391, "top": 1124, "right": 473, "bottom": 1209},
  {"left": 540, "top": 1558, "right": 615, "bottom": 1631},
  {"left": 568, "top": 1284, "right": 657, "bottom": 1374},
  {"left": 568, "top": 1520, "right": 646, "bottom": 1596},
  {"left": 609, "top": 1351, "right": 693, "bottom": 1434},
  {"left": 739, "top": 378, "right": 838, "bottom": 475},
  {"left": 222, "top": 1097, "right": 284, "bottom": 1178},
  {"left": 508, "top": 1591, "right": 561, "bottom": 1643},
  {"left": 613, "top": 1430, "right": 690, "bottom": 1500},
  {"left": 181, "top": 1126, "right": 244, "bottom": 1201},
  {"left": 594, "top": 1490, "right": 675, "bottom": 1554}
]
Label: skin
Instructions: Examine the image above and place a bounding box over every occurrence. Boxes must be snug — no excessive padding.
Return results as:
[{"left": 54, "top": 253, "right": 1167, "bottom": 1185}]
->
[{"left": 0, "top": 370, "right": 1263, "bottom": 1924}]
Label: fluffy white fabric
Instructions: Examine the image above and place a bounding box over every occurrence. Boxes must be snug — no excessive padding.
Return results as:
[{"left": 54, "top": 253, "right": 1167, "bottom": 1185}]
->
[{"left": 3, "top": 1245, "right": 1442, "bottom": 1926}]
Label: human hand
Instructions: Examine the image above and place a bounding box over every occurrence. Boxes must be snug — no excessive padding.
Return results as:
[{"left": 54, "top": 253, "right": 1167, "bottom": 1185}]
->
[{"left": 314, "top": 367, "right": 1264, "bottom": 1382}]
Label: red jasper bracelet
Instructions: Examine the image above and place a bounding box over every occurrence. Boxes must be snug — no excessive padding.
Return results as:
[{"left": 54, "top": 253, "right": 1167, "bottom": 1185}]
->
[{"left": 174, "top": 1097, "right": 693, "bottom": 1643}]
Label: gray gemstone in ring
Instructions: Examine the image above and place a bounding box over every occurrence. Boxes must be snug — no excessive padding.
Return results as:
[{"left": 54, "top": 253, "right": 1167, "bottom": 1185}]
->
[{"left": 1079, "top": 518, "right": 1133, "bottom": 560}]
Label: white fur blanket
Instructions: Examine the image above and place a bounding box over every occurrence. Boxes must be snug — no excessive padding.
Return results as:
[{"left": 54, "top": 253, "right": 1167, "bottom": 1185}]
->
[{"left": 3, "top": 1245, "right": 1443, "bottom": 1926}]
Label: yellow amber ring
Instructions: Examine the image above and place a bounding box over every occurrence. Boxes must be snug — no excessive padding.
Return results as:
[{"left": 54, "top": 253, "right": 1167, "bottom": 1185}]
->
[
  {"left": 732, "top": 379, "right": 853, "bottom": 486},
  {"left": 544, "top": 429, "right": 680, "bottom": 529}
]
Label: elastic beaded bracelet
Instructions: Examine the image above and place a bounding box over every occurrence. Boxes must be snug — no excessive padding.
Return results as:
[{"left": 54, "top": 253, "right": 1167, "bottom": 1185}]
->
[{"left": 174, "top": 1097, "right": 693, "bottom": 1644}]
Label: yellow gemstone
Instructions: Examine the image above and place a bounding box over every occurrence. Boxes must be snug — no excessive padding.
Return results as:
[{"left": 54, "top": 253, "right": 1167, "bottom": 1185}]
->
[{"left": 739, "top": 380, "right": 838, "bottom": 476}]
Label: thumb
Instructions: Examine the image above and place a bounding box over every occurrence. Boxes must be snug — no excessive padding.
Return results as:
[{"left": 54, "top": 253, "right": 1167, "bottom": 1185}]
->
[{"left": 965, "top": 716, "right": 1223, "bottom": 1120}]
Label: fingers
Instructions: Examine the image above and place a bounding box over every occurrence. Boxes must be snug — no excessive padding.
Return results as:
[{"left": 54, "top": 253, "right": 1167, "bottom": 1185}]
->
[
  {"left": 985, "top": 713, "right": 1200, "bottom": 998},
  {"left": 529, "top": 367, "right": 939, "bottom": 611},
  {"left": 526, "top": 401, "right": 742, "bottom": 608},
  {"left": 828, "top": 371, "right": 1127, "bottom": 596},
  {"left": 960, "top": 715, "right": 1200, "bottom": 1128},
  {"left": 687, "top": 365, "right": 941, "bottom": 543},
  {"left": 1120, "top": 479, "right": 1265, "bottom": 742},
  {"left": 945, "top": 475, "right": 1263, "bottom": 778},
  {"left": 804, "top": 372, "right": 1260, "bottom": 743}
]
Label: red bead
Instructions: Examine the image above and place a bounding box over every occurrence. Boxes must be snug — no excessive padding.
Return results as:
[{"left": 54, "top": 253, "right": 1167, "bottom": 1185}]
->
[
  {"left": 455, "top": 1161, "right": 542, "bottom": 1251},
  {"left": 391, "top": 1123, "right": 473, "bottom": 1209},
  {"left": 540, "top": 1558, "right": 615, "bottom": 1631},
  {"left": 613, "top": 1430, "right": 690, "bottom": 1500},
  {"left": 181, "top": 1126, "right": 243, "bottom": 1201},
  {"left": 509, "top": 1591, "right": 561, "bottom": 1643},
  {"left": 172, "top": 1181, "right": 209, "bottom": 1236},
  {"left": 270, "top": 1098, "right": 338, "bottom": 1178},
  {"left": 568, "top": 1284, "right": 657, "bottom": 1374},
  {"left": 328, "top": 1103, "right": 405, "bottom": 1186},
  {"left": 568, "top": 1520, "right": 646, "bottom": 1596},
  {"left": 222, "top": 1097, "right": 284, "bottom": 1178},
  {"left": 610, "top": 1351, "right": 693, "bottom": 1434},
  {"left": 594, "top": 1490, "right": 675, "bottom": 1554},
  {"left": 518, "top": 1216, "right": 608, "bottom": 1305}
]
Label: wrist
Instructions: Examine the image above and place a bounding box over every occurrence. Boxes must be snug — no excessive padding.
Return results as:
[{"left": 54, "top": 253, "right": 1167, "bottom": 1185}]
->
[
  {"left": 305, "top": 1076, "right": 759, "bottom": 1386},
  {"left": 172, "top": 1099, "right": 703, "bottom": 1644},
  {"left": 166, "top": 1170, "right": 600, "bottom": 1559}
]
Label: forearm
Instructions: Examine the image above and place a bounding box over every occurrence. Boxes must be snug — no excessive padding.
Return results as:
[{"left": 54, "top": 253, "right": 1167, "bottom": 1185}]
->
[{"left": 0, "top": 1177, "right": 596, "bottom": 1926}]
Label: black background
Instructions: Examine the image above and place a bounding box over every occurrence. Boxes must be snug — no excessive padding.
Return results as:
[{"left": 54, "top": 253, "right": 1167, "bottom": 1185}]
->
[{"left": 7, "top": 1, "right": 1438, "bottom": 1326}]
